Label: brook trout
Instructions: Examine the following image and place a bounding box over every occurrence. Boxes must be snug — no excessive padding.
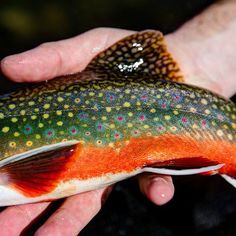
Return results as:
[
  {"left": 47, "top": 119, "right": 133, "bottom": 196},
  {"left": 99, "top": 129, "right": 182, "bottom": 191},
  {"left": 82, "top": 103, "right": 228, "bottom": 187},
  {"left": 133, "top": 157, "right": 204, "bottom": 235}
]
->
[{"left": 0, "top": 31, "right": 235, "bottom": 206}]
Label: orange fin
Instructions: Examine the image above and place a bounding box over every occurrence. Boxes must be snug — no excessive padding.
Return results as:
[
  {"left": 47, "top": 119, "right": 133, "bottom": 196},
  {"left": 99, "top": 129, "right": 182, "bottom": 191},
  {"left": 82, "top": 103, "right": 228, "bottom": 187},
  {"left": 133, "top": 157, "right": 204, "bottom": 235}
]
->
[
  {"left": 148, "top": 157, "right": 219, "bottom": 169},
  {"left": 142, "top": 157, "right": 223, "bottom": 176},
  {"left": 0, "top": 145, "right": 76, "bottom": 197}
]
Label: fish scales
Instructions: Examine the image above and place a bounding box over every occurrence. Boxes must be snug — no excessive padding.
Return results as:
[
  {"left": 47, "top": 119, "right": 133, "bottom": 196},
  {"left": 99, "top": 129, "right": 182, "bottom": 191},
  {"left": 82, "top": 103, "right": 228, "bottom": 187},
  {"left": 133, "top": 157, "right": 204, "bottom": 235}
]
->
[
  {"left": 0, "top": 75, "right": 235, "bottom": 159},
  {"left": 0, "top": 31, "right": 235, "bottom": 205}
]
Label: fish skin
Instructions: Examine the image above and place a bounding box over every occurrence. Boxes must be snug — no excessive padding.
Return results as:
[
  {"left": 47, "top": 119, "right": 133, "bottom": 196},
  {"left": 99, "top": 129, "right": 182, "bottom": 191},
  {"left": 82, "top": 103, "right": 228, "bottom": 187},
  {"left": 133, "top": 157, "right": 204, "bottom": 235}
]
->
[{"left": 0, "top": 31, "right": 235, "bottom": 203}]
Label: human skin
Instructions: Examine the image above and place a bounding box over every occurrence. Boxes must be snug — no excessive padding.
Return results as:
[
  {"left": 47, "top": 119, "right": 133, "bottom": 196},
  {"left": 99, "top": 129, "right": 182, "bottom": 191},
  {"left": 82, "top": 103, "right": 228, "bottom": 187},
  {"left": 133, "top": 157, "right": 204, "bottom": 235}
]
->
[{"left": 0, "top": 0, "right": 236, "bottom": 235}]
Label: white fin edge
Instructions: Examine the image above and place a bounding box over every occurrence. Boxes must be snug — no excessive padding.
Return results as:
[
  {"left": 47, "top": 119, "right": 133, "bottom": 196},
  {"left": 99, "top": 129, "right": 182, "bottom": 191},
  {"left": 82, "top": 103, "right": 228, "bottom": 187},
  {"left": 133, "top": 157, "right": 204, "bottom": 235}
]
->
[
  {"left": 221, "top": 174, "right": 236, "bottom": 188},
  {"left": 142, "top": 164, "right": 224, "bottom": 176},
  {"left": 0, "top": 140, "right": 80, "bottom": 167}
]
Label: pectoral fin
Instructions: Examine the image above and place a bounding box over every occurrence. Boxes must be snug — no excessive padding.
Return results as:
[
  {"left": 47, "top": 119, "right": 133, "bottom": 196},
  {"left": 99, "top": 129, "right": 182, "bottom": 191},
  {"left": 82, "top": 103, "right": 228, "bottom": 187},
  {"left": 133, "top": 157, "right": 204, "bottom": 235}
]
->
[{"left": 0, "top": 141, "right": 80, "bottom": 197}]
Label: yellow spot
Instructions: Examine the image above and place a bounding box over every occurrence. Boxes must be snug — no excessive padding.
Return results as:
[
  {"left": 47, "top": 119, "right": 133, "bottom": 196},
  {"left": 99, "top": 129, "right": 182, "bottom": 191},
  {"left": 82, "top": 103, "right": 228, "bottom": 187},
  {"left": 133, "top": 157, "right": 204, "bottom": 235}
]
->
[
  {"left": 0, "top": 113, "right": 4, "bottom": 119},
  {"left": 14, "top": 132, "right": 20, "bottom": 137},
  {"left": 34, "top": 108, "right": 39, "bottom": 112},
  {"left": 106, "top": 107, "right": 112, "bottom": 112},
  {"left": 228, "top": 134, "right": 233, "bottom": 141},
  {"left": 64, "top": 104, "right": 69, "bottom": 109},
  {"left": 11, "top": 117, "right": 18, "bottom": 123},
  {"left": 89, "top": 92, "right": 95, "bottom": 96},
  {"left": 57, "top": 121, "right": 63, "bottom": 126},
  {"left": 170, "top": 126, "right": 177, "bottom": 132},
  {"left": 26, "top": 141, "right": 33, "bottom": 147},
  {"left": 9, "top": 104, "right": 16, "bottom": 109},
  {"left": 192, "top": 124, "right": 198, "bottom": 129},
  {"left": 153, "top": 117, "right": 159, "bottom": 121},
  {"left": 232, "top": 114, "right": 236, "bottom": 120},
  {"left": 2, "top": 127, "right": 9, "bottom": 133},
  {"left": 128, "top": 112, "right": 133, "bottom": 117},
  {"left": 173, "top": 110, "right": 179, "bottom": 115},
  {"left": 102, "top": 116, "right": 107, "bottom": 121},
  {"left": 38, "top": 123, "right": 44, "bottom": 128},
  {"left": 110, "top": 124, "right": 115, "bottom": 129},
  {"left": 28, "top": 101, "right": 35, "bottom": 106},
  {"left": 9, "top": 142, "right": 16, "bottom": 148},
  {"left": 127, "top": 123, "right": 133, "bottom": 128},
  {"left": 43, "top": 104, "right": 50, "bottom": 109},
  {"left": 108, "top": 142, "right": 114, "bottom": 148},
  {"left": 96, "top": 140, "right": 102, "bottom": 145},
  {"left": 98, "top": 93, "right": 103, "bottom": 97},
  {"left": 31, "top": 115, "right": 37, "bottom": 120},
  {"left": 20, "top": 110, "right": 26, "bottom": 115},
  {"left": 144, "top": 125, "right": 149, "bottom": 129},
  {"left": 164, "top": 115, "right": 171, "bottom": 120},
  {"left": 43, "top": 114, "right": 49, "bottom": 119},
  {"left": 82, "top": 124, "right": 88, "bottom": 127},
  {"left": 92, "top": 116, "right": 96, "bottom": 120},
  {"left": 57, "top": 97, "right": 64, "bottom": 102},
  {"left": 79, "top": 140, "right": 85, "bottom": 144},
  {"left": 156, "top": 95, "right": 161, "bottom": 99},
  {"left": 212, "top": 121, "right": 216, "bottom": 126},
  {"left": 85, "top": 100, "right": 90, "bottom": 105},
  {"left": 60, "top": 131, "right": 65, "bottom": 135},
  {"left": 136, "top": 102, "right": 141, "bottom": 106},
  {"left": 190, "top": 107, "right": 197, "bottom": 113},
  {"left": 123, "top": 102, "right": 131, "bottom": 107},
  {"left": 176, "top": 104, "right": 182, "bottom": 109},
  {"left": 223, "top": 124, "right": 229, "bottom": 129},
  {"left": 150, "top": 108, "right": 156, "bottom": 113},
  {"left": 68, "top": 112, "right": 74, "bottom": 117},
  {"left": 74, "top": 98, "right": 81, "bottom": 103},
  {"left": 35, "top": 134, "right": 41, "bottom": 139},
  {"left": 56, "top": 110, "right": 62, "bottom": 115},
  {"left": 201, "top": 99, "right": 208, "bottom": 105},
  {"left": 125, "top": 89, "right": 131, "bottom": 94},
  {"left": 232, "top": 123, "right": 236, "bottom": 129},
  {"left": 204, "top": 109, "right": 211, "bottom": 114},
  {"left": 217, "top": 130, "right": 224, "bottom": 137}
]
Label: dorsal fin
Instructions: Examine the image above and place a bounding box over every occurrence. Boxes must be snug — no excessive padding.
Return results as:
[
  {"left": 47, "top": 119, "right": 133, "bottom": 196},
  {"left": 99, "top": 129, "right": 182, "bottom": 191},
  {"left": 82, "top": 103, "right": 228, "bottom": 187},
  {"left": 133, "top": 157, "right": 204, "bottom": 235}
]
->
[{"left": 86, "top": 31, "right": 184, "bottom": 82}]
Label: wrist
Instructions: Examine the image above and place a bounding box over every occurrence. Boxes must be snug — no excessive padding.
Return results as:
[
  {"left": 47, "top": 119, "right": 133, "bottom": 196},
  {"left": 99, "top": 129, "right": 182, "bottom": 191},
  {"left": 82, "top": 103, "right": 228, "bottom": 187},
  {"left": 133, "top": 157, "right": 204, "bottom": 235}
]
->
[{"left": 164, "top": 0, "right": 236, "bottom": 98}]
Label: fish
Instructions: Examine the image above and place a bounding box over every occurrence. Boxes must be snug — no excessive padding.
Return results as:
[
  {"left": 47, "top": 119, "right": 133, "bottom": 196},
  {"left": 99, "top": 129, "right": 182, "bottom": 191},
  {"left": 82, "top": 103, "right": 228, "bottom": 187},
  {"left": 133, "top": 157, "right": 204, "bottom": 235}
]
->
[{"left": 0, "top": 31, "right": 235, "bottom": 206}]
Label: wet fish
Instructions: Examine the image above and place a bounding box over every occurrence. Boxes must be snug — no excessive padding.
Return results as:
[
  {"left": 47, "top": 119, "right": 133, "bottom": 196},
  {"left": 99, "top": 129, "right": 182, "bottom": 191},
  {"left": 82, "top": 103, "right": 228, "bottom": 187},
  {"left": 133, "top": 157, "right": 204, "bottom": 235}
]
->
[{"left": 0, "top": 31, "right": 235, "bottom": 206}]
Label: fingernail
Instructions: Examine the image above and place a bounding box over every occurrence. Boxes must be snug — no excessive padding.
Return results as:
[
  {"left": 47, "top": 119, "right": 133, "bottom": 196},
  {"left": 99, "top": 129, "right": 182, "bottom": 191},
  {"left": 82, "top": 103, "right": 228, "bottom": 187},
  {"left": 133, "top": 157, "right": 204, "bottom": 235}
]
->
[{"left": 150, "top": 178, "right": 174, "bottom": 204}]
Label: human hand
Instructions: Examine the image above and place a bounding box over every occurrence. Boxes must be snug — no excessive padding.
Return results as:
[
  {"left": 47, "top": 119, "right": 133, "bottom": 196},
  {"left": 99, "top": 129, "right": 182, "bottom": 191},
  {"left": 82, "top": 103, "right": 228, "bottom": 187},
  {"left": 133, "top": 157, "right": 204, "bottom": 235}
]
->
[{"left": 0, "top": 28, "right": 175, "bottom": 236}]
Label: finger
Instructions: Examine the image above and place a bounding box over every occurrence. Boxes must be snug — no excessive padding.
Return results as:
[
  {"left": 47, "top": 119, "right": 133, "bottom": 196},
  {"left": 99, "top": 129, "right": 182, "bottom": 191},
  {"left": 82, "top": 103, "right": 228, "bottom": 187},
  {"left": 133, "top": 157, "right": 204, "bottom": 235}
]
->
[
  {"left": 35, "top": 187, "right": 112, "bottom": 236},
  {"left": 1, "top": 28, "right": 134, "bottom": 83},
  {"left": 0, "top": 202, "right": 50, "bottom": 236},
  {"left": 139, "top": 174, "right": 174, "bottom": 206}
]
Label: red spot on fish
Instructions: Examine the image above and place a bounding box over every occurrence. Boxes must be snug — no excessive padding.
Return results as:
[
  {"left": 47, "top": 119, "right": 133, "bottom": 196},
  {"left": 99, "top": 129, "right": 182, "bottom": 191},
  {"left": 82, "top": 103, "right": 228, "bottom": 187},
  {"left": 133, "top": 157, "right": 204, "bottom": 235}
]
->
[
  {"left": 161, "top": 104, "right": 166, "bottom": 108},
  {"left": 182, "top": 118, "right": 187, "bottom": 123},
  {"left": 48, "top": 131, "right": 53, "bottom": 135},
  {"left": 139, "top": 115, "right": 145, "bottom": 121},
  {"left": 117, "top": 117, "right": 124, "bottom": 121}
]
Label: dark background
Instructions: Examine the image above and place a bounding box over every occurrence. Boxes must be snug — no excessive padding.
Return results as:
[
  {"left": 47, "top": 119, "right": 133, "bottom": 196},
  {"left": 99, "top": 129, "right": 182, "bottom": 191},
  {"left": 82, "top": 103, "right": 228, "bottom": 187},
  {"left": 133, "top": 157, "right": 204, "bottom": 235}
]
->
[{"left": 0, "top": 0, "right": 236, "bottom": 235}]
